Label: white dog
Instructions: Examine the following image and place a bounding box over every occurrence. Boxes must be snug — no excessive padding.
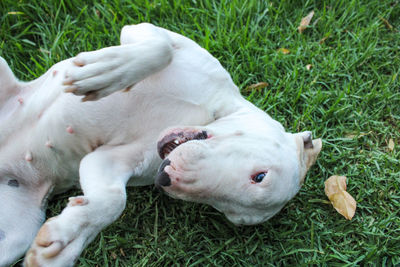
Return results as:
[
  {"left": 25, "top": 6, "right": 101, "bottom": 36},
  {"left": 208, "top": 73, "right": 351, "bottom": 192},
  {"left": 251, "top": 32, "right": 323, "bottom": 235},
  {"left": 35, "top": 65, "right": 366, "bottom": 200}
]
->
[{"left": 0, "top": 23, "right": 321, "bottom": 267}]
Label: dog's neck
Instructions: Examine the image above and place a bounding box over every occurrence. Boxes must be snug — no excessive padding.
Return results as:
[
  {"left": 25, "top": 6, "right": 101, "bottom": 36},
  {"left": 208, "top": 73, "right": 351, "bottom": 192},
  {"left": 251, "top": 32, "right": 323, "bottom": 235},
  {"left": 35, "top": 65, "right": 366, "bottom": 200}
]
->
[{"left": 209, "top": 96, "right": 285, "bottom": 135}]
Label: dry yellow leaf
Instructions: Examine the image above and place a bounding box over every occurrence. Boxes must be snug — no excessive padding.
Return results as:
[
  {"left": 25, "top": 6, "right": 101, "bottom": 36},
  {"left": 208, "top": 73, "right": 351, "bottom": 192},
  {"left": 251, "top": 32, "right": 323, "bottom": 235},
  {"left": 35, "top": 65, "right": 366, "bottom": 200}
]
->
[
  {"left": 306, "top": 64, "right": 312, "bottom": 70},
  {"left": 298, "top": 11, "right": 315, "bottom": 33},
  {"left": 277, "top": 48, "right": 290, "bottom": 54},
  {"left": 324, "top": 175, "right": 356, "bottom": 220},
  {"left": 39, "top": 48, "right": 51, "bottom": 55},
  {"left": 344, "top": 131, "right": 372, "bottom": 139},
  {"left": 7, "top": 11, "right": 24, "bottom": 15},
  {"left": 325, "top": 175, "right": 346, "bottom": 197},
  {"left": 380, "top": 16, "right": 393, "bottom": 30},
  {"left": 329, "top": 191, "right": 357, "bottom": 220},
  {"left": 388, "top": 138, "right": 395, "bottom": 151},
  {"left": 120, "top": 248, "right": 126, "bottom": 257},
  {"left": 319, "top": 34, "right": 330, "bottom": 44},
  {"left": 245, "top": 82, "right": 268, "bottom": 91}
]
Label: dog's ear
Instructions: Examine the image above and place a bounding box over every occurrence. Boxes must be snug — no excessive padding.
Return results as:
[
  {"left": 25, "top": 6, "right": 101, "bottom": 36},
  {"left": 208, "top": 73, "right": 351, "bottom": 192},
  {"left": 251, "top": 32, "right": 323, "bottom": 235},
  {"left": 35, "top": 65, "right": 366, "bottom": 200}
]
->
[
  {"left": 294, "top": 131, "right": 322, "bottom": 184},
  {"left": 0, "top": 57, "right": 20, "bottom": 105}
]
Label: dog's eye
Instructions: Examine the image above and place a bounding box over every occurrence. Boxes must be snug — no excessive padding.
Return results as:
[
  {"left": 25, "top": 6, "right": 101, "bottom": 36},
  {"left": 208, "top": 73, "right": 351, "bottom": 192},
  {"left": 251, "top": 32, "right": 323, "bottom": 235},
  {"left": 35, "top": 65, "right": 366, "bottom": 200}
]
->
[{"left": 252, "top": 172, "right": 266, "bottom": 183}]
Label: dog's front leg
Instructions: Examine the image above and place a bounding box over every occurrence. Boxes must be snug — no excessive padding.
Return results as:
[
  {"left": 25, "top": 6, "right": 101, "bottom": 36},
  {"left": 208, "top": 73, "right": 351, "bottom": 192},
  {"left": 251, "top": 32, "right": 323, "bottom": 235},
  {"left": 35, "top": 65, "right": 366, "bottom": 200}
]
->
[
  {"left": 63, "top": 23, "right": 173, "bottom": 101},
  {"left": 23, "top": 145, "right": 136, "bottom": 267}
]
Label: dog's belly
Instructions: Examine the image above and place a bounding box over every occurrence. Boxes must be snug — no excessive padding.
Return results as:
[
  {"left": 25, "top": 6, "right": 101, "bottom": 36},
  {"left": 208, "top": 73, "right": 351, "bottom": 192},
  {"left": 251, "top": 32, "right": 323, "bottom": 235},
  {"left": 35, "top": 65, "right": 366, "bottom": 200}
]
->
[{"left": 26, "top": 64, "right": 214, "bottom": 190}]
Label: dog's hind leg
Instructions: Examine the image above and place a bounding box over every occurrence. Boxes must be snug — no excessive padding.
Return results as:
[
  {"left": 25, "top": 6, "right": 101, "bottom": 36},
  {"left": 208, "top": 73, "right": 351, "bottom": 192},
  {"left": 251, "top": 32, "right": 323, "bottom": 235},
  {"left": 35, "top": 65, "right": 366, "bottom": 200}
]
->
[
  {"left": 23, "top": 144, "right": 142, "bottom": 267},
  {"left": 63, "top": 23, "right": 173, "bottom": 102}
]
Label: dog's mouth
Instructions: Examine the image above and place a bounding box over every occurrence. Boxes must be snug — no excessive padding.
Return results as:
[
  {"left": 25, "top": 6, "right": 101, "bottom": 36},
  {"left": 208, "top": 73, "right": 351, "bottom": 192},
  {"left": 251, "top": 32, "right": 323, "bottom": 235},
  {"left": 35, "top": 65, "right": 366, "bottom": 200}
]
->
[{"left": 157, "top": 130, "right": 208, "bottom": 159}]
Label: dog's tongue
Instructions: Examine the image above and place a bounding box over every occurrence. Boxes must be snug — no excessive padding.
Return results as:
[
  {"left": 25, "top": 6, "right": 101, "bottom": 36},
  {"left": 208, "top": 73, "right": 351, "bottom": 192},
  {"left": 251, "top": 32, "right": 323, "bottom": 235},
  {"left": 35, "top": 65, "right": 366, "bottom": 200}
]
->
[{"left": 157, "top": 130, "right": 208, "bottom": 159}]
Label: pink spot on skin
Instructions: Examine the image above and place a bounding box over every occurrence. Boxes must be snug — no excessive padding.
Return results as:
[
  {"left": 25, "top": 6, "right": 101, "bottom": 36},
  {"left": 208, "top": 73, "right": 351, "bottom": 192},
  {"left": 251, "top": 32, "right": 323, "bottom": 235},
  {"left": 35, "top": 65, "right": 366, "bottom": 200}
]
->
[
  {"left": 25, "top": 151, "right": 33, "bottom": 162},
  {"left": 45, "top": 141, "right": 53, "bottom": 148},
  {"left": 52, "top": 70, "right": 58, "bottom": 77},
  {"left": 66, "top": 126, "right": 74, "bottom": 134},
  {"left": 18, "top": 97, "right": 23, "bottom": 104}
]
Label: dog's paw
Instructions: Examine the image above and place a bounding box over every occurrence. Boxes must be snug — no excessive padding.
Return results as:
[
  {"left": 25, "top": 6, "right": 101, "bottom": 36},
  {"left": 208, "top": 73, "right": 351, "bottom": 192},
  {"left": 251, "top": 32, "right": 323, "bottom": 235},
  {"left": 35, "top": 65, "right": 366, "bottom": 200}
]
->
[
  {"left": 62, "top": 46, "right": 136, "bottom": 102},
  {"left": 23, "top": 218, "right": 80, "bottom": 267},
  {"left": 23, "top": 198, "right": 92, "bottom": 267}
]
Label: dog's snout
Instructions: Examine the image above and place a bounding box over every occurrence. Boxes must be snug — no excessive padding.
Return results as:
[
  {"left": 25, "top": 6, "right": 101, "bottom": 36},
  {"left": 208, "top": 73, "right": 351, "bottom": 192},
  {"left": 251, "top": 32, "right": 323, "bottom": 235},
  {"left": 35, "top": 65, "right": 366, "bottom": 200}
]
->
[
  {"left": 156, "top": 159, "right": 172, "bottom": 187},
  {"left": 158, "top": 159, "right": 171, "bottom": 173}
]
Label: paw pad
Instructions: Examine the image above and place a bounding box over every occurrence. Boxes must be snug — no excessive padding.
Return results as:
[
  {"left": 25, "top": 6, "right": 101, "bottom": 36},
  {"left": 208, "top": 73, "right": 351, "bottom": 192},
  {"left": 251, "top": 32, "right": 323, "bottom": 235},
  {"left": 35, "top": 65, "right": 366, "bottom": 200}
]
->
[{"left": 68, "top": 196, "right": 89, "bottom": 207}]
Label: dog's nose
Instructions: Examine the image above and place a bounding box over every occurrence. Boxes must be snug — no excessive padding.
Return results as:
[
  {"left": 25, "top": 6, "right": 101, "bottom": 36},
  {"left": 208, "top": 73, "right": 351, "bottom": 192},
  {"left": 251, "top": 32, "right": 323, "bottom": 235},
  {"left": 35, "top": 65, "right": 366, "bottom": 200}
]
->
[
  {"left": 155, "top": 159, "right": 171, "bottom": 187},
  {"left": 157, "top": 171, "right": 171, "bottom": 187}
]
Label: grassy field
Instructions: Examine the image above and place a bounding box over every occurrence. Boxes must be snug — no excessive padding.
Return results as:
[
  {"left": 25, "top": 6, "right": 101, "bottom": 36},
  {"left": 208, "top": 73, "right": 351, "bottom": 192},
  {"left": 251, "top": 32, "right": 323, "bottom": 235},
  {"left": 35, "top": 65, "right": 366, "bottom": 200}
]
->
[{"left": 1, "top": 0, "right": 399, "bottom": 266}]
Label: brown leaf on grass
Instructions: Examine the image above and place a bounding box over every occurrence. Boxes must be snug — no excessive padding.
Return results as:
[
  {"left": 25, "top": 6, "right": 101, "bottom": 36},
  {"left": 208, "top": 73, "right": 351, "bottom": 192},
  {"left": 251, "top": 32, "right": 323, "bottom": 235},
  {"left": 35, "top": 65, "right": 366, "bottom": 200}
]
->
[
  {"left": 319, "top": 34, "right": 331, "bottom": 44},
  {"left": 39, "top": 48, "right": 51, "bottom": 55},
  {"left": 120, "top": 248, "right": 126, "bottom": 257},
  {"left": 388, "top": 138, "right": 395, "bottom": 151},
  {"left": 380, "top": 16, "right": 393, "bottom": 30},
  {"left": 298, "top": 11, "right": 315, "bottom": 33},
  {"left": 245, "top": 82, "right": 269, "bottom": 91},
  {"left": 324, "top": 175, "right": 356, "bottom": 220},
  {"left": 277, "top": 48, "right": 290, "bottom": 54},
  {"left": 344, "top": 131, "right": 372, "bottom": 139}
]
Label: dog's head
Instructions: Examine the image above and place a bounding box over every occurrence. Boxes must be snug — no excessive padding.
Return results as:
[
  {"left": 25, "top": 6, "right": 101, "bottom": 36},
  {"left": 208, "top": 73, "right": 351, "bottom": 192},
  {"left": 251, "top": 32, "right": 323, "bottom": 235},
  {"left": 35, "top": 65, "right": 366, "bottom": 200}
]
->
[{"left": 155, "top": 108, "right": 322, "bottom": 225}]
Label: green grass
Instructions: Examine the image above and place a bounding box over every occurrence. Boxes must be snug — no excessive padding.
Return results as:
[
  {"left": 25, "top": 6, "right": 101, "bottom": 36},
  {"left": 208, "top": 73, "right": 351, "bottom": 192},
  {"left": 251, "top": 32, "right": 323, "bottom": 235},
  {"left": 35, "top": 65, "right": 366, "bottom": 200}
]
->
[{"left": 1, "top": 0, "right": 399, "bottom": 265}]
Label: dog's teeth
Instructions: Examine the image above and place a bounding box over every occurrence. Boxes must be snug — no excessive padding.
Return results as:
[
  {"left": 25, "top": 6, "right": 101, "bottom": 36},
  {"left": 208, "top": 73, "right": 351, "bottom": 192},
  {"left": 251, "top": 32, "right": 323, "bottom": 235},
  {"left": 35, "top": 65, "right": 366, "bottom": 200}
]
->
[
  {"left": 66, "top": 126, "right": 75, "bottom": 134},
  {"left": 167, "top": 143, "right": 175, "bottom": 150},
  {"left": 174, "top": 139, "right": 179, "bottom": 144},
  {"left": 25, "top": 151, "right": 33, "bottom": 162}
]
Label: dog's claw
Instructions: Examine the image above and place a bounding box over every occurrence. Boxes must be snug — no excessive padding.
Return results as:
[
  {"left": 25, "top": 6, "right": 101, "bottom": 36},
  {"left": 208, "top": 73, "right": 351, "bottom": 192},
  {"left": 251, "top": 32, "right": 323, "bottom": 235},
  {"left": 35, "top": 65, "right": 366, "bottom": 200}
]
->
[
  {"left": 72, "top": 57, "right": 85, "bottom": 67},
  {"left": 62, "top": 79, "right": 74, "bottom": 86},
  {"left": 64, "top": 86, "right": 77, "bottom": 93},
  {"left": 82, "top": 92, "right": 99, "bottom": 102},
  {"left": 123, "top": 85, "right": 133, "bottom": 92}
]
